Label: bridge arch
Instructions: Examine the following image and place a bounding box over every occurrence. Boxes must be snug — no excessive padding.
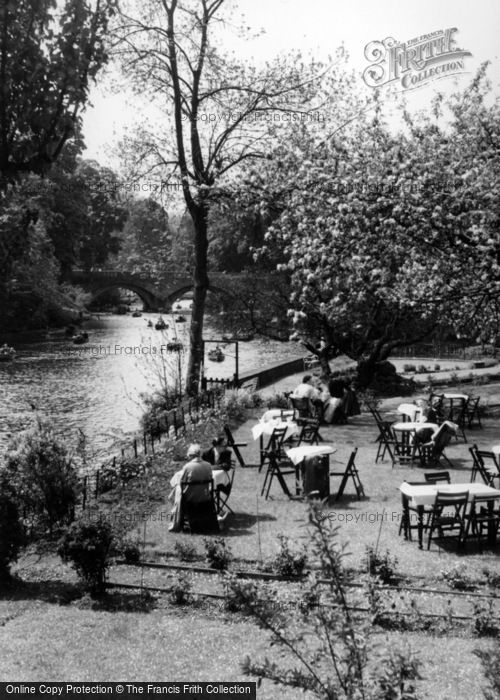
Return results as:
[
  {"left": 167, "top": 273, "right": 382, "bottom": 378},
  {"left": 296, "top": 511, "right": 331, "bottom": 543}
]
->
[{"left": 89, "top": 283, "right": 160, "bottom": 311}]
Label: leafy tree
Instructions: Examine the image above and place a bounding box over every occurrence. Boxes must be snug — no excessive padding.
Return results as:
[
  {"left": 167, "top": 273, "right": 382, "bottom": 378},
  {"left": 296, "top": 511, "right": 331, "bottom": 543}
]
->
[
  {"left": 115, "top": 0, "right": 351, "bottom": 393},
  {"left": 0, "top": 0, "right": 117, "bottom": 189},
  {"left": 112, "top": 197, "right": 172, "bottom": 277},
  {"left": 262, "top": 70, "right": 500, "bottom": 386}
]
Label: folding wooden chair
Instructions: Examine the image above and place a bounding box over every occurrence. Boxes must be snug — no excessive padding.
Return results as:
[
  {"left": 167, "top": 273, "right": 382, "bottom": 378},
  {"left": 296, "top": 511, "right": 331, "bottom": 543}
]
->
[
  {"left": 463, "top": 494, "right": 500, "bottom": 550},
  {"left": 289, "top": 396, "right": 315, "bottom": 424},
  {"left": 427, "top": 490, "right": 469, "bottom": 550},
  {"left": 469, "top": 444, "right": 500, "bottom": 487},
  {"left": 259, "top": 426, "right": 288, "bottom": 472},
  {"left": 399, "top": 480, "right": 429, "bottom": 541},
  {"left": 224, "top": 424, "right": 247, "bottom": 467},
  {"left": 180, "top": 478, "right": 219, "bottom": 534},
  {"left": 214, "top": 463, "right": 236, "bottom": 516},
  {"left": 375, "top": 420, "right": 396, "bottom": 465},
  {"left": 424, "top": 471, "right": 451, "bottom": 485},
  {"left": 330, "top": 448, "right": 365, "bottom": 501},
  {"left": 297, "top": 420, "right": 321, "bottom": 446},
  {"left": 261, "top": 452, "right": 295, "bottom": 500},
  {"left": 465, "top": 397, "right": 482, "bottom": 430}
]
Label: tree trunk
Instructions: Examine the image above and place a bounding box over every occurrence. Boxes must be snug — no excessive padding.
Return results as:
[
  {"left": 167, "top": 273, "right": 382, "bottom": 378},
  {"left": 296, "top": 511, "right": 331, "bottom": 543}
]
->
[{"left": 185, "top": 205, "right": 209, "bottom": 395}]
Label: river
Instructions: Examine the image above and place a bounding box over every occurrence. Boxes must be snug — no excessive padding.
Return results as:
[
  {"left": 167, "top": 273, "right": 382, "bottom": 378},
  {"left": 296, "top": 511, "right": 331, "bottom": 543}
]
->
[{"left": 0, "top": 307, "right": 303, "bottom": 459}]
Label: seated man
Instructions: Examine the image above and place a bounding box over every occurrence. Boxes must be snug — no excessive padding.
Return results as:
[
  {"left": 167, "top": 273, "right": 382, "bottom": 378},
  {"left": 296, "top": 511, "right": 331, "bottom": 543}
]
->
[
  {"left": 291, "top": 375, "right": 324, "bottom": 420},
  {"left": 168, "top": 443, "right": 215, "bottom": 532}
]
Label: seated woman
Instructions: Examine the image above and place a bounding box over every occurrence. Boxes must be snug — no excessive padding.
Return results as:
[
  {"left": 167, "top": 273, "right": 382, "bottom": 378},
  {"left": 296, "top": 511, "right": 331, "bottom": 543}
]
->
[{"left": 413, "top": 399, "right": 439, "bottom": 444}]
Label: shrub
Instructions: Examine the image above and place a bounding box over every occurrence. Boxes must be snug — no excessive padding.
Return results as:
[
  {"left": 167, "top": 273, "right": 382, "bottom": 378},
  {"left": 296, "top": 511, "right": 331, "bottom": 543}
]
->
[
  {"left": 219, "top": 389, "right": 262, "bottom": 422},
  {"left": 417, "top": 364, "right": 428, "bottom": 374},
  {"left": 434, "top": 364, "right": 441, "bottom": 371},
  {"left": 0, "top": 479, "right": 25, "bottom": 583},
  {"left": 169, "top": 573, "right": 192, "bottom": 605},
  {"left": 262, "top": 392, "right": 290, "bottom": 409},
  {"left": 120, "top": 538, "right": 141, "bottom": 564},
  {"left": 271, "top": 535, "right": 307, "bottom": 578},
  {"left": 366, "top": 546, "right": 399, "bottom": 584},
  {"left": 58, "top": 517, "right": 114, "bottom": 596},
  {"left": 174, "top": 541, "right": 198, "bottom": 562},
  {"left": 440, "top": 564, "right": 476, "bottom": 591},
  {"left": 403, "top": 364, "right": 416, "bottom": 373},
  {"left": 473, "top": 601, "right": 499, "bottom": 637},
  {"left": 204, "top": 537, "right": 232, "bottom": 570},
  {"left": 4, "top": 417, "right": 79, "bottom": 534}
]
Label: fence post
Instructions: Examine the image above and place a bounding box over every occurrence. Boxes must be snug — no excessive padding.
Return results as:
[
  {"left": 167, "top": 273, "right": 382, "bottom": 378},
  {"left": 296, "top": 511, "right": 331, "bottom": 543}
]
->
[
  {"left": 133, "top": 439, "right": 138, "bottom": 458},
  {"left": 143, "top": 433, "right": 148, "bottom": 455},
  {"left": 82, "top": 476, "right": 87, "bottom": 510},
  {"left": 173, "top": 410, "right": 178, "bottom": 437},
  {"left": 95, "top": 470, "right": 100, "bottom": 499}
]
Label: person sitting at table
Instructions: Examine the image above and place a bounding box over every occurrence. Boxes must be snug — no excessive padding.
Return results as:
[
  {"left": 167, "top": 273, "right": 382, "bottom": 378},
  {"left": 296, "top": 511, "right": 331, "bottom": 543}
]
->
[
  {"left": 413, "top": 399, "right": 438, "bottom": 444},
  {"left": 320, "top": 382, "right": 345, "bottom": 424},
  {"left": 291, "top": 375, "right": 324, "bottom": 420},
  {"left": 202, "top": 435, "right": 232, "bottom": 490},
  {"left": 168, "top": 443, "right": 215, "bottom": 532}
]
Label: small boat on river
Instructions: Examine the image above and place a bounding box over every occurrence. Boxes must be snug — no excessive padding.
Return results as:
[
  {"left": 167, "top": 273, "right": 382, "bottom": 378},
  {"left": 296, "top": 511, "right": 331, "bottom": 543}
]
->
[
  {"left": 174, "top": 315, "right": 186, "bottom": 323},
  {"left": 208, "top": 346, "right": 224, "bottom": 362},
  {"left": 132, "top": 310, "right": 142, "bottom": 318},
  {"left": 0, "top": 344, "right": 16, "bottom": 361},
  {"left": 147, "top": 320, "right": 154, "bottom": 328},
  {"left": 72, "top": 332, "right": 89, "bottom": 345},
  {"left": 155, "top": 317, "right": 168, "bottom": 330}
]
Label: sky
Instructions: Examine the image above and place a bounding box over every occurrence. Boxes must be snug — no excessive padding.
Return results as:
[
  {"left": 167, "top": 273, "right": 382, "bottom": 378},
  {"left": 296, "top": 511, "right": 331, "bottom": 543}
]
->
[{"left": 82, "top": 0, "right": 500, "bottom": 167}]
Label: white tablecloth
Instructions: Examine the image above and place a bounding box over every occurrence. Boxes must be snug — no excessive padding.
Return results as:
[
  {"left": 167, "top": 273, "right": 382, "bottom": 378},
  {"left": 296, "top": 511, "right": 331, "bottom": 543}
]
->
[
  {"left": 251, "top": 420, "right": 299, "bottom": 441},
  {"left": 392, "top": 422, "right": 438, "bottom": 432},
  {"left": 261, "top": 408, "right": 295, "bottom": 422},
  {"left": 443, "top": 393, "right": 469, "bottom": 400},
  {"left": 492, "top": 445, "right": 500, "bottom": 456},
  {"left": 397, "top": 403, "right": 421, "bottom": 421},
  {"left": 285, "top": 444, "right": 336, "bottom": 465},
  {"left": 400, "top": 482, "right": 500, "bottom": 507}
]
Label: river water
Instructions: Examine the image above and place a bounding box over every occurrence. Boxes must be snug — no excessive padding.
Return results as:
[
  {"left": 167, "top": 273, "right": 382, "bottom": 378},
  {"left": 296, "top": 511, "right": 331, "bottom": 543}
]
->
[{"left": 0, "top": 308, "right": 302, "bottom": 458}]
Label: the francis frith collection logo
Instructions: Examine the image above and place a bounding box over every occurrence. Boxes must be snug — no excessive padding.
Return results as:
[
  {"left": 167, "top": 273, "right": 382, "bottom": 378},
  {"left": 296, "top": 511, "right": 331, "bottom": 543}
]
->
[{"left": 363, "top": 28, "right": 472, "bottom": 90}]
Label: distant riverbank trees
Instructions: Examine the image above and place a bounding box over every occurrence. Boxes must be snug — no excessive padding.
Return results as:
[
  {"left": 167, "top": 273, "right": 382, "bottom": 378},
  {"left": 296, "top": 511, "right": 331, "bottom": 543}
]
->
[{"left": 0, "top": 0, "right": 119, "bottom": 331}]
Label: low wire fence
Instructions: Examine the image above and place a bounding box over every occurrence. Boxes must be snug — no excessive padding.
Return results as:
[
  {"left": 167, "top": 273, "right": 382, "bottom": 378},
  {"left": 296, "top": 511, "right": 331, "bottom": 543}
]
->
[{"left": 79, "top": 386, "right": 228, "bottom": 508}]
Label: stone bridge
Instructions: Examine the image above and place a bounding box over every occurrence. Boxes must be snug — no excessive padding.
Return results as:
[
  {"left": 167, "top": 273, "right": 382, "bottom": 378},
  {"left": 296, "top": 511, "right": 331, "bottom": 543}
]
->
[{"left": 68, "top": 269, "right": 243, "bottom": 311}]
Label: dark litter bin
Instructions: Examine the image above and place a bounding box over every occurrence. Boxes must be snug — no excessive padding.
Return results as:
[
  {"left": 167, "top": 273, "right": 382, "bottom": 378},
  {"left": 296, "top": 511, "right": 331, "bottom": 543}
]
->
[{"left": 302, "top": 454, "right": 330, "bottom": 499}]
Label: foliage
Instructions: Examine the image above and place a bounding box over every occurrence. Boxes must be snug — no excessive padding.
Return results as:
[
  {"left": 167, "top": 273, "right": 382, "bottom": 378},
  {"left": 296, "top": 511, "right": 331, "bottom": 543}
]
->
[
  {"left": 473, "top": 601, "right": 499, "bottom": 638},
  {"left": 219, "top": 389, "right": 263, "bottom": 422},
  {"left": 169, "top": 573, "right": 192, "bottom": 605},
  {"left": 475, "top": 643, "right": 500, "bottom": 699},
  {"left": 0, "top": 0, "right": 116, "bottom": 188},
  {"left": 256, "top": 68, "right": 500, "bottom": 387},
  {"left": 174, "top": 541, "right": 198, "bottom": 562},
  {"left": 115, "top": 0, "right": 354, "bottom": 393},
  {"left": 58, "top": 517, "right": 114, "bottom": 596},
  {"left": 271, "top": 535, "right": 307, "bottom": 578},
  {"left": 440, "top": 564, "right": 476, "bottom": 591},
  {"left": 403, "top": 364, "right": 416, "bottom": 373},
  {"left": 3, "top": 417, "right": 80, "bottom": 533},
  {"left": 204, "top": 537, "right": 232, "bottom": 571},
  {"left": 0, "top": 477, "right": 25, "bottom": 582},
  {"left": 230, "top": 507, "right": 422, "bottom": 699},
  {"left": 366, "top": 546, "right": 399, "bottom": 585},
  {"left": 262, "top": 392, "right": 291, "bottom": 409},
  {"left": 119, "top": 537, "right": 141, "bottom": 564}
]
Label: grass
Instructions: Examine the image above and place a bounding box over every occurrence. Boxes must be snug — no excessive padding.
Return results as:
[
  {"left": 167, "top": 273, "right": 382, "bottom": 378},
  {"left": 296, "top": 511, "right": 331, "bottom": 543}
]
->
[{"left": 4, "top": 382, "right": 500, "bottom": 697}]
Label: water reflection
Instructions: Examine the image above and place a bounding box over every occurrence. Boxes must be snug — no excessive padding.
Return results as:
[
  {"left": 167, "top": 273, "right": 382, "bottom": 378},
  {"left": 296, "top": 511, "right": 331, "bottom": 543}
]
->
[{"left": 0, "top": 311, "right": 301, "bottom": 456}]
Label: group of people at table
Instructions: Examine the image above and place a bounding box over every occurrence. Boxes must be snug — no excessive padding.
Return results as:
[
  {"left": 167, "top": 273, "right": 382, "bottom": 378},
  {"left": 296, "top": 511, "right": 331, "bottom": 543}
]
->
[{"left": 289, "top": 374, "right": 360, "bottom": 423}]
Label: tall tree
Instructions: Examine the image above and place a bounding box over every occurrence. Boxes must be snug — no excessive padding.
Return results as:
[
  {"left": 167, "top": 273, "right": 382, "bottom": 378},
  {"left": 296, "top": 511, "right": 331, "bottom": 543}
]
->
[
  {"left": 0, "top": 0, "right": 117, "bottom": 188},
  {"left": 263, "top": 69, "right": 500, "bottom": 386},
  {"left": 115, "top": 0, "right": 351, "bottom": 393}
]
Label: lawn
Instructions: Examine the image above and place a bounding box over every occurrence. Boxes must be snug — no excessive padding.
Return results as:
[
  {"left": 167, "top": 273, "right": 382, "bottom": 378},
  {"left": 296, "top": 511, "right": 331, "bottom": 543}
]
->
[{"left": 2, "top": 384, "right": 500, "bottom": 698}]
